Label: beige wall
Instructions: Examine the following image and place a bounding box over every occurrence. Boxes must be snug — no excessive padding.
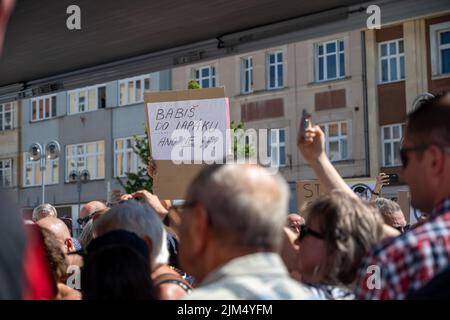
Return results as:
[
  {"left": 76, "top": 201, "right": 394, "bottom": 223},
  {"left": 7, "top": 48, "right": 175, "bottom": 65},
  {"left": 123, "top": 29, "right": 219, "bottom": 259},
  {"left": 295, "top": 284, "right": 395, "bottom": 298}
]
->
[{"left": 172, "top": 31, "right": 367, "bottom": 183}]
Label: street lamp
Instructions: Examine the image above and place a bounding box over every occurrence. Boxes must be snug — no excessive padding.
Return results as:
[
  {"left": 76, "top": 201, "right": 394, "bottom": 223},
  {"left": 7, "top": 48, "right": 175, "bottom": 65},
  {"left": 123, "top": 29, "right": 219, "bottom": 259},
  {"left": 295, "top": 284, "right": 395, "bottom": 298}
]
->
[
  {"left": 28, "top": 140, "right": 61, "bottom": 204},
  {"left": 69, "top": 169, "right": 90, "bottom": 235}
]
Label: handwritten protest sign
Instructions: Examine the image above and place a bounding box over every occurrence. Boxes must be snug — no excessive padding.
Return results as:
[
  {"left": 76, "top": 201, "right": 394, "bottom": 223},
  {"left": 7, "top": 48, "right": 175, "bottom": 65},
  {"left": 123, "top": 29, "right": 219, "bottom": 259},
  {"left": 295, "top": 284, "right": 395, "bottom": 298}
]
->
[
  {"left": 145, "top": 87, "right": 229, "bottom": 199},
  {"left": 297, "top": 178, "right": 376, "bottom": 210},
  {"left": 147, "top": 97, "right": 229, "bottom": 161}
]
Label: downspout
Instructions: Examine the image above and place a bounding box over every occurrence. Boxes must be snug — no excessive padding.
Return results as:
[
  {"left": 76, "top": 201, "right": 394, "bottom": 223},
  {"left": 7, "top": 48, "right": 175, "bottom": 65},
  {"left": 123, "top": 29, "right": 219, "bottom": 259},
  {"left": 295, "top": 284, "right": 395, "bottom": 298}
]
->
[{"left": 361, "top": 31, "right": 370, "bottom": 177}]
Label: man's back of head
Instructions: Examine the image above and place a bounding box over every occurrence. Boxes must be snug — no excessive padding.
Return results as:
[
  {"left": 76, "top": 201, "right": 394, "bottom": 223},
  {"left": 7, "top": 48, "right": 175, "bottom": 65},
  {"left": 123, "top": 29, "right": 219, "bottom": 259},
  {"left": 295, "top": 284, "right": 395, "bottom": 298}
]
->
[
  {"left": 37, "top": 216, "right": 71, "bottom": 247},
  {"left": 179, "top": 164, "right": 290, "bottom": 284},
  {"left": 93, "top": 199, "right": 167, "bottom": 268},
  {"left": 80, "top": 201, "right": 107, "bottom": 219},
  {"left": 187, "top": 164, "right": 289, "bottom": 251}
]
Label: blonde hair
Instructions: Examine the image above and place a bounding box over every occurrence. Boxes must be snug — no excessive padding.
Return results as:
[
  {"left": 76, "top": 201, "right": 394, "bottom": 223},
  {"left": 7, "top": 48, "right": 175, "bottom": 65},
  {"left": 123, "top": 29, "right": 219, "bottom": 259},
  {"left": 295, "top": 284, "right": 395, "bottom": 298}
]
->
[{"left": 305, "top": 190, "right": 384, "bottom": 285}]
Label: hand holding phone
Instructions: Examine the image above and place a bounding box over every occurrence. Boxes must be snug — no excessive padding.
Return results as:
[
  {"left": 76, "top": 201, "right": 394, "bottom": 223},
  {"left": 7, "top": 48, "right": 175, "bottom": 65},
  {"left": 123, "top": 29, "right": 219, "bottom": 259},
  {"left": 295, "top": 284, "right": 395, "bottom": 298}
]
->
[{"left": 298, "top": 109, "right": 312, "bottom": 142}]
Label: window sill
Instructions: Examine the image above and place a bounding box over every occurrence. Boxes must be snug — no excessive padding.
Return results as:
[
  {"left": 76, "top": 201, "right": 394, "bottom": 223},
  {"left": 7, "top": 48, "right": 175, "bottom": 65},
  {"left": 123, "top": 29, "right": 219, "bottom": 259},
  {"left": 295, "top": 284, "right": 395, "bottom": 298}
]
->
[
  {"left": 431, "top": 73, "right": 450, "bottom": 81},
  {"left": 67, "top": 108, "right": 101, "bottom": 116},
  {"left": 64, "top": 178, "right": 105, "bottom": 184},
  {"left": 30, "top": 115, "right": 62, "bottom": 124},
  {"left": 22, "top": 183, "right": 59, "bottom": 189},
  {"left": 378, "top": 79, "right": 405, "bottom": 86},
  {"left": 307, "top": 76, "right": 351, "bottom": 87},
  {"left": 234, "top": 87, "right": 289, "bottom": 98},
  {"left": 330, "top": 159, "right": 355, "bottom": 165},
  {"left": 117, "top": 101, "right": 146, "bottom": 108}
]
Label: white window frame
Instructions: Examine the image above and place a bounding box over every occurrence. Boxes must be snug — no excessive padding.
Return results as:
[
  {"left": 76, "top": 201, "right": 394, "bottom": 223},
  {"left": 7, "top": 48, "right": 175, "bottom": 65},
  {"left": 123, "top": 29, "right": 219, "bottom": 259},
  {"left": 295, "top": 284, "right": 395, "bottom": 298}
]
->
[
  {"left": 381, "top": 124, "right": 403, "bottom": 167},
  {"left": 195, "top": 66, "right": 216, "bottom": 88},
  {"left": 114, "top": 136, "right": 145, "bottom": 178},
  {"left": 30, "top": 94, "right": 57, "bottom": 122},
  {"left": 67, "top": 84, "right": 106, "bottom": 115},
  {"left": 0, "top": 158, "right": 12, "bottom": 187},
  {"left": 266, "top": 51, "right": 284, "bottom": 89},
  {"left": 22, "top": 153, "right": 59, "bottom": 187},
  {"left": 268, "top": 128, "right": 286, "bottom": 167},
  {"left": 118, "top": 75, "right": 151, "bottom": 106},
  {"left": 0, "top": 101, "right": 15, "bottom": 131},
  {"left": 241, "top": 56, "right": 253, "bottom": 94},
  {"left": 378, "top": 39, "right": 405, "bottom": 83},
  {"left": 320, "top": 121, "right": 349, "bottom": 162},
  {"left": 65, "top": 141, "right": 105, "bottom": 182},
  {"left": 430, "top": 22, "right": 450, "bottom": 76},
  {"left": 315, "top": 39, "right": 345, "bottom": 82}
]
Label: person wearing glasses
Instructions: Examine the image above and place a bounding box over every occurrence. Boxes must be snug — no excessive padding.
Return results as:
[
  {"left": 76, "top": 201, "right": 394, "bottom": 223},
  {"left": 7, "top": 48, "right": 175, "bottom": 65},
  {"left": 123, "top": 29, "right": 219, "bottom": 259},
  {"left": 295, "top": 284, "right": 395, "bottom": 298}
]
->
[
  {"left": 374, "top": 198, "right": 409, "bottom": 234},
  {"left": 294, "top": 191, "right": 384, "bottom": 300},
  {"left": 178, "top": 164, "right": 317, "bottom": 300},
  {"left": 298, "top": 92, "right": 450, "bottom": 299}
]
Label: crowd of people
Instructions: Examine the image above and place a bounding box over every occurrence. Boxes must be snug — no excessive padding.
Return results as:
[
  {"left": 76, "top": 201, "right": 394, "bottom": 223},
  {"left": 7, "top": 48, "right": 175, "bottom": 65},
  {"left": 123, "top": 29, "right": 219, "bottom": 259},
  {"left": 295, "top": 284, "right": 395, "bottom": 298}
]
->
[
  {"left": 1, "top": 0, "right": 450, "bottom": 300},
  {"left": 1, "top": 90, "right": 449, "bottom": 300}
]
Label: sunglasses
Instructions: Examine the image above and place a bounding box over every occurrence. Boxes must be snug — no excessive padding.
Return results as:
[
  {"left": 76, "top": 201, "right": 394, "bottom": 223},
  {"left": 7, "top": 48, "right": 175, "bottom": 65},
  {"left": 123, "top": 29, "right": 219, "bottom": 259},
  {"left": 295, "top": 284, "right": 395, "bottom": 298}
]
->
[
  {"left": 393, "top": 224, "right": 411, "bottom": 233},
  {"left": 298, "top": 224, "right": 325, "bottom": 242},
  {"left": 400, "top": 145, "right": 450, "bottom": 168}
]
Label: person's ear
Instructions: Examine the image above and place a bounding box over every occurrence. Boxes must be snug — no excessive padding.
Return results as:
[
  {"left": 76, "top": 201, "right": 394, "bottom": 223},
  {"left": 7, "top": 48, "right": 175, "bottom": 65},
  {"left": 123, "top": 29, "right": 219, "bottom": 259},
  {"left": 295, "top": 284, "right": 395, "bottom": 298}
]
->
[
  {"left": 65, "top": 238, "right": 75, "bottom": 253},
  {"left": 428, "top": 145, "right": 445, "bottom": 177},
  {"left": 190, "top": 205, "right": 210, "bottom": 255}
]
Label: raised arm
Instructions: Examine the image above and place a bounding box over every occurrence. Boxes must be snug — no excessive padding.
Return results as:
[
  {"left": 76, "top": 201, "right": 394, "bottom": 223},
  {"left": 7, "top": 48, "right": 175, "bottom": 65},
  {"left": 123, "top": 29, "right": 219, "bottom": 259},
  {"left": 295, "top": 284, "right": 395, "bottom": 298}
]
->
[{"left": 297, "top": 125, "right": 358, "bottom": 199}]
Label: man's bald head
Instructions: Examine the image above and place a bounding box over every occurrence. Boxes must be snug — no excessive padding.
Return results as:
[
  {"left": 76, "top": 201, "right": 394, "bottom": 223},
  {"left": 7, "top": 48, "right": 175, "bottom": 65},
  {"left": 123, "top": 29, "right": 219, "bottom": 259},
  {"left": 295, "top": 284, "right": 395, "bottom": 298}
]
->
[
  {"left": 37, "top": 217, "right": 73, "bottom": 252},
  {"left": 80, "top": 201, "right": 107, "bottom": 219},
  {"left": 186, "top": 164, "right": 290, "bottom": 250}
]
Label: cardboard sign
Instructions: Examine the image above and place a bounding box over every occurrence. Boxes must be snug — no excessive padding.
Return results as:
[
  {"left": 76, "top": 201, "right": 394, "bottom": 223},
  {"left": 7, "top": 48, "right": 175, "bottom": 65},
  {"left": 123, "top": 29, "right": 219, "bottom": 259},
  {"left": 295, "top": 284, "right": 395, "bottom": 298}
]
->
[
  {"left": 147, "top": 97, "right": 229, "bottom": 161},
  {"left": 145, "top": 87, "right": 229, "bottom": 199},
  {"left": 296, "top": 178, "right": 376, "bottom": 210}
]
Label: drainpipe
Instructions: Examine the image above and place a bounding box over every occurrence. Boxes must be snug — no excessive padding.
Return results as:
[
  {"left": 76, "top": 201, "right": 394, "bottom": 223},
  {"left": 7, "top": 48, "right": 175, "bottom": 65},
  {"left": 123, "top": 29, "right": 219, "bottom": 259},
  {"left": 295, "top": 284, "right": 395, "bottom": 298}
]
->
[{"left": 361, "top": 31, "right": 370, "bottom": 177}]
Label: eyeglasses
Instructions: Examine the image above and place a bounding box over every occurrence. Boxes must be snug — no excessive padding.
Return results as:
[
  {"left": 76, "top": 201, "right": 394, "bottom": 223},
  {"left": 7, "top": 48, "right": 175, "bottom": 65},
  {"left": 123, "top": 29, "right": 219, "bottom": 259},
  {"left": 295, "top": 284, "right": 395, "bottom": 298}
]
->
[
  {"left": 77, "top": 209, "right": 105, "bottom": 226},
  {"left": 400, "top": 145, "right": 450, "bottom": 168},
  {"left": 393, "top": 224, "right": 411, "bottom": 233},
  {"left": 298, "top": 224, "right": 325, "bottom": 242}
]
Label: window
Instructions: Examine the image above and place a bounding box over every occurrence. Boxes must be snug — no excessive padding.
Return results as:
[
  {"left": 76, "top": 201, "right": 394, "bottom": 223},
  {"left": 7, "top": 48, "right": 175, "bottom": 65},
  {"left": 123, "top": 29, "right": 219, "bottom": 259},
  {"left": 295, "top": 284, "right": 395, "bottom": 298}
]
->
[
  {"left": 320, "top": 121, "right": 349, "bottom": 162},
  {"left": 0, "top": 159, "right": 12, "bottom": 187},
  {"left": 379, "top": 39, "right": 405, "bottom": 83},
  {"left": 68, "top": 85, "right": 106, "bottom": 114},
  {"left": 267, "top": 51, "right": 283, "bottom": 89},
  {"left": 66, "top": 141, "right": 105, "bottom": 181},
  {"left": 23, "top": 153, "right": 59, "bottom": 187},
  {"left": 195, "top": 66, "right": 216, "bottom": 88},
  {"left": 267, "top": 128, "right": 286, "bottom": 167},
  {"left": 0, "top": 102, "right": 14, "bottom": 131},
  {"left": 114, "top": 137, "right": 145, "bottom": 177},
  {"left": 31, "top": 95, "right": 57, "bottom": 121},
  {"left": 119, "top": 75, "right": 151, "bottom": 106},
  {"left": 241, "top": 57, "right": 253, "bottom": 94},
  {"left": 381, "top": 124, "right": 403, "bottom": 167},
  {"left": 316, "top": 39, "right": 345, "bottom": 82},
  {"left": 430, "top": 22, "right": 450, "bottom": 76}
]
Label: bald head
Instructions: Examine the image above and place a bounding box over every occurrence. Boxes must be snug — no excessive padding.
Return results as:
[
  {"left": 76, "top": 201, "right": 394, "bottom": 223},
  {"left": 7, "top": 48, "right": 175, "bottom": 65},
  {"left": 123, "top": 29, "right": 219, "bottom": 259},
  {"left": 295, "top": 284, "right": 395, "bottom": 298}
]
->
[
  {"left": 37, "top": 217, "right": 72, "bottom": 249},
  {"left": 187, "top": 164, "right": 289, "bottom": 250},
  {"left": 80, "top": 201, "right": 107, "bottom": 219}
]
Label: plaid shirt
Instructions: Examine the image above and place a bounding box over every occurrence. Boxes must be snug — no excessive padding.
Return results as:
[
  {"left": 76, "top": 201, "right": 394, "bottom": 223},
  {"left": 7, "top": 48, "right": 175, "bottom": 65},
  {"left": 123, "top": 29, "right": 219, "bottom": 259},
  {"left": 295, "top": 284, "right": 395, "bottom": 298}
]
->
[{"left": 355, "top": 197, "right": 450, "bottom": 300}]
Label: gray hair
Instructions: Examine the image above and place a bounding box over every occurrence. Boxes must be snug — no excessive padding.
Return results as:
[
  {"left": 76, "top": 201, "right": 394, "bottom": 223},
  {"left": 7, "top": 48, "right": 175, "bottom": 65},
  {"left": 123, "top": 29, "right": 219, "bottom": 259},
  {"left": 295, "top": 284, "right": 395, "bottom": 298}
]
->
[
  {"left": 93, "top": 200, "right": 169, "bottom": 266},
  {"left": 78, "top": 219, "right": 94, "bottom": 249},
  {"left": 187, "top": 164, "right": 290, "bottom": 251},
  {"left": 32, "top": 203, "right": 57, "bottom": 222},
  {"left": 374, "top": 197, "right": 401, "bottom": 216}
]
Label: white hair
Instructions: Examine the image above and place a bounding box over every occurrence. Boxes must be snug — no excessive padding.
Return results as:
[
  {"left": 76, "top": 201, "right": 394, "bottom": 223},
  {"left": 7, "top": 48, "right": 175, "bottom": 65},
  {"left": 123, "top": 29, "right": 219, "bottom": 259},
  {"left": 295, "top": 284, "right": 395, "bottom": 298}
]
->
[
  {"left": 32, "top": 203, "right": 57, "bottom": 222},
  {"left": 93, "top": 200, "right": 169, "bottom": 266}
]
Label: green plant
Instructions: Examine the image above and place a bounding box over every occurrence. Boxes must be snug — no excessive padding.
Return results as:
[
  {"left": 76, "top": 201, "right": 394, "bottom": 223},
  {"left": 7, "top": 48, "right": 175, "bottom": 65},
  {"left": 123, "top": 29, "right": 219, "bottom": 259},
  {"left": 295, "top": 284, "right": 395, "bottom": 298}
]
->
[
  {"left": 188, "top": 79, "right": 200, "bottom": 89},
  {"left": 116, "top": 129, "right": 153, "bottom": 194}
]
